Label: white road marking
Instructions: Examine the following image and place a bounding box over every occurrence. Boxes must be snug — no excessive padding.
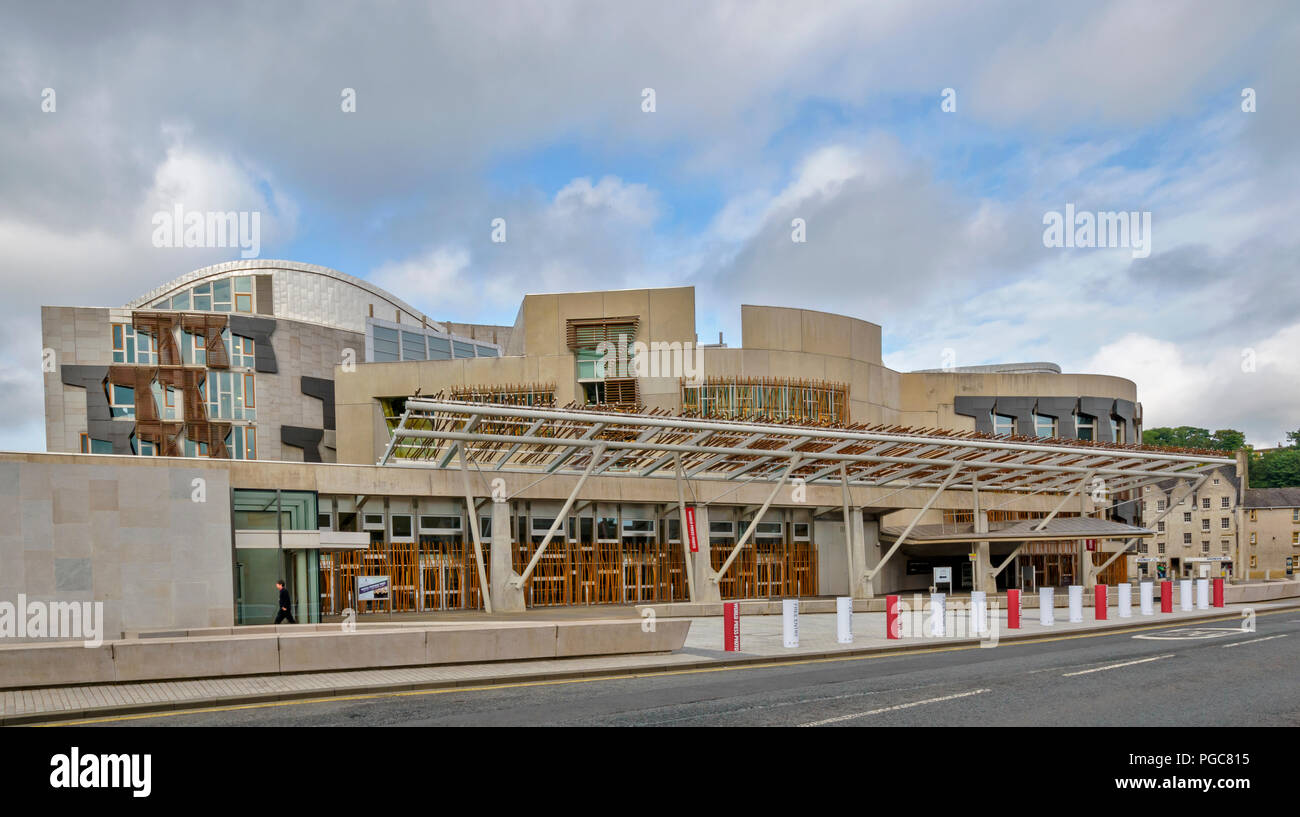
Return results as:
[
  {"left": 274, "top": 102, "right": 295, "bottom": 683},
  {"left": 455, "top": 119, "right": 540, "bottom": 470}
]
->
[
  {"left": 797, "top": 688, "right": 990, "bottom": 727},
  {"left": 1061, "top": 654, "right": 1175, "bottom": 676},
  {"left": 1221, "top": 634, "right": 1288, "bottom": 648},
  {"left": 1133, "top": 627, "right": 1243, "bottom": 641}
]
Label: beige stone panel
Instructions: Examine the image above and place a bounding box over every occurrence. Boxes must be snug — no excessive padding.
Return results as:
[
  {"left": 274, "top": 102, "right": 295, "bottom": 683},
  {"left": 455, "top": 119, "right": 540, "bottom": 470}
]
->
[
  {"left": 701, "top": 347, "right": 741, "bottom": 378},
  {"left": 426, "top": 625, "right": 558, "bottom": 663},
  {"left": 851, "top": 318, "right": 883, "bottom": 365},
  {"left": 554, "top": 619, "right": 690, "bottom": 656},
  {"left": 335, "top": 403, "right": 376, "bottom": 465},
  {"left": 740, "top": 349, "right": 770, "bottom": 376},
  {"left": 646, "top": 287, "right": 696, "bottom": 344},
  {"left": 0, "top": 643, "right": 117, "bottom": 688},
  {"left": 876, "top": 365, "right": 900, "bottom": 409},
  {"left": 112, "top": 635, "right": 282, "bottom": 682},
  {"left": 278, "top": 629, "right": 429, "bottom": 673},
  {"left": 537, "top": 354, "right": 576, "bottom": 403},
  {"left": 523, "top": 293, "right": 561, "bottom": 356},
  {"left": 741, "top": 304, "right": 802, "bottom": 352},
  {"left": 600, "top": 290, "right": 651, "bottom": 325},
  {"left": 800, "top": 310, "right": 853, "bottom": 358},
  {"left": 824, "top": 355, "right": 853, "bottom": 388}
]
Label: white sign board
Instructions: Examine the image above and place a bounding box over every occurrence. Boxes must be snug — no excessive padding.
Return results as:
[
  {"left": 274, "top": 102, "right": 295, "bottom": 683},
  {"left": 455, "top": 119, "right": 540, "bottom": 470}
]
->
[
  {"left": 356, "top": 575, "right": 391, "bottom": 602},
  {"left": 933, "top": 567, "right": 952, "bottom": 587}
]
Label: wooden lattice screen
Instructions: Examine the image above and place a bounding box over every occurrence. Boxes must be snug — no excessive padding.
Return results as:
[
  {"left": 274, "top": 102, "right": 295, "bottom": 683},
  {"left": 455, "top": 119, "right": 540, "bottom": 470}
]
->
[{"left": 319, "top": 539, "right": 816, "bottom": 614}]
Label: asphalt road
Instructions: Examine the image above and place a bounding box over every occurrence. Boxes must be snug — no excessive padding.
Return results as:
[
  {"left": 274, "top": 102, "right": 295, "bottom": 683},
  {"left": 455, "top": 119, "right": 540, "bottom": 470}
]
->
[{"left": 81, "top": 608, "right": 1300, "bottom": 727}]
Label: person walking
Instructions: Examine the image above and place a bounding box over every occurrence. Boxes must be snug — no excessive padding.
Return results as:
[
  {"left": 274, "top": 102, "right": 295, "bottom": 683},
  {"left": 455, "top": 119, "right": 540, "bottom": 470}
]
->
[{"left": 275, "top": 579, "right": 296, "bottom": 624}]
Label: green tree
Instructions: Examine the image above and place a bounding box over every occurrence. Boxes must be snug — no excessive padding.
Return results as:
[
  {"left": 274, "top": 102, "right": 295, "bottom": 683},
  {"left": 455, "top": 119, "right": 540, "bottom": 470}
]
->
[
  {"left": 1248, "top": 430, "right": 1300, "bottom": 487},
  {"left": 1142, "top": 426, "right": 1245, "bottom": 451}
]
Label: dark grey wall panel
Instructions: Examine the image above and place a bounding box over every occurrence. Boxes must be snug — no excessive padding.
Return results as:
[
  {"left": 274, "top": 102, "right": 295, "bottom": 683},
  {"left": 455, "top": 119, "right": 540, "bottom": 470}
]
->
[
  {"left": 1079, "top": 397, "right": 1117, "bottom": 442},
  {"left": 60, "top": 365, "right": 132, "bottom": 454},
  {"left": 300, "top": 376, "right": 335, "bottom": 430},
  {"left": 281, "top": 426, "right": 324, "bottom": 463},
  {"left": 1033, "top": 397, "right": 1079, "bottom": 438},
  {"left": 228, "top": 315, "right": 278, "bottom": 373},
  {"left": 1114, "top": 399, "right": 1138, "bottom": 443},
  {"left": 995, "top": 397, "right": 1036, "bottom": 436},
  {"left": 953, "top": 397, "right": 997, "bottom": 433},
  {"left": 254, "top": 274, "right": 274, "bottom": 316}
]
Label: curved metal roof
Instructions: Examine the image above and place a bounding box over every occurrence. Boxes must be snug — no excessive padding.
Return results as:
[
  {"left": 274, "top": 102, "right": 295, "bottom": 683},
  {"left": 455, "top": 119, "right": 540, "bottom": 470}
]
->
[{"left": 125, "top": 259, "right": 438, "bottom": 331}]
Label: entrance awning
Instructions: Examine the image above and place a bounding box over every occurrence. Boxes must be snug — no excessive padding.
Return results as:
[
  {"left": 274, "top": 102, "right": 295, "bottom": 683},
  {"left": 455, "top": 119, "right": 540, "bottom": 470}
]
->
[
  {"left": 880, "top": 516, "right": 1154, "bottom": 545},
  {"left": 381, "top": 399, "right": 1233, "bottom": 496}
]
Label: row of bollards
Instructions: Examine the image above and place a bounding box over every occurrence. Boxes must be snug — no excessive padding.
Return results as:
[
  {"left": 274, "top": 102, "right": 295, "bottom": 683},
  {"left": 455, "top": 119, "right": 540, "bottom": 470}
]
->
[{"left": 721, "top": 578, "right": 1227, "bottom": 651}]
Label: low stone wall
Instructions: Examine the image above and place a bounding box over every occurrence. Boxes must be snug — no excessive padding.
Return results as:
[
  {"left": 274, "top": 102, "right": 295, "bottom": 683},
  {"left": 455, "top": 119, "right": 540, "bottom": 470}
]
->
[{"left": 0, "top": 619, "right": 690, "bottom": 690}]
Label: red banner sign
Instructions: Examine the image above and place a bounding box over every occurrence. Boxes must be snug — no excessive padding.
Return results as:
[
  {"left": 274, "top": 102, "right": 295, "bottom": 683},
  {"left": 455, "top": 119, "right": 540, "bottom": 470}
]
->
[
  {"left": 685, "top": 506, "right": 699, "bottom": 553},
  {"left": 723, "top": 602, "right": 740, "bottom": 651}
]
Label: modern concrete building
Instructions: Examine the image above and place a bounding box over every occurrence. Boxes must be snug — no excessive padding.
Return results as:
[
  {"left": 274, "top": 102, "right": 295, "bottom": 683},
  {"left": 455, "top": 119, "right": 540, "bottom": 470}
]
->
[
  {"left": 17, "top": 262, "right": 1240, "bottom": 638},
  {"left": 42, "top": 260, "right": 501, "bottom": 464}
]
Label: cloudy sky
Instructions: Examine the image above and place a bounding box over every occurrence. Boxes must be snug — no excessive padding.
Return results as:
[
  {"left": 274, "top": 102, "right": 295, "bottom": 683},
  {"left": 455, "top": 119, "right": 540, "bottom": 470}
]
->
[{"left": 2, "top": 1, "right": 1297, "bottom": 450}]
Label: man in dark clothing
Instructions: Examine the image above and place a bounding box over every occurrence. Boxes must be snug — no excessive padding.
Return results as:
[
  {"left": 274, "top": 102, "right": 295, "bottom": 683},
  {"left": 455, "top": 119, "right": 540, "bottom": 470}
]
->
[{"left": 275, "top": 580, "right": 296, "bottom": 624}]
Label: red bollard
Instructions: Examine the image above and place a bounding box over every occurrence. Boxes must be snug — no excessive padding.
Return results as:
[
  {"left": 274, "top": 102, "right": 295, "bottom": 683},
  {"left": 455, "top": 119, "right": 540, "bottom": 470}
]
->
[
  {"left": 1213, "top": 578, "right": 1225, "bottom": 608},
  {"left": 886, "top": 595, "right": 901, "bottom": 639},
  {"left": 1007, "top": 589, "right": 1021, "bottom": 629},
  {"left": 723, "top": 602, "right": 740, "bottom": 651},
  {"left": 1095, "top": 585, "right": 1108, "bottom": 620},
  {"left": 1160, "top": 580, "right": 1173, "bottom": 613}
]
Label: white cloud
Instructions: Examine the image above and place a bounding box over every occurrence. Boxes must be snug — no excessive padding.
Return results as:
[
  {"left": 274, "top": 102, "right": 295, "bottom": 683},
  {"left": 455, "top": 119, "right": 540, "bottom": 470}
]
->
[{"left": 1085, "top": 326, "right": 1300, "bottom": 447}]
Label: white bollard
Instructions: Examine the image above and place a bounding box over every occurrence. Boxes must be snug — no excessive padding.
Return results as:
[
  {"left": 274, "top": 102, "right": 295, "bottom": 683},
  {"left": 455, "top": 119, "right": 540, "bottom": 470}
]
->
[
  {"left": 929, "top": 593, "right": 946, "bottom": 637},
  {"left": 1140, "top": 581, "right": 1154, "bottom": 615},
  {"left": 970, "top": 590, "right": 987, "bottom": 635},
  {"left": 836, "top": 596, "right": 853, "bottom": 644},
  {"left": 783, "top": 598, "right": 799, "bottom": 648},
  {"left": 1180, "top": 579, "right": 1193, "bottom": 611},
  {"left": 1039, "top": 587, "right": 1055, "bottom": 626},
  {"left": 1117, "top": 582, "right": 1132, "bottom": 618},
  {"left": 1068, "top": 585, "right": 1083, "bottom": 622},
  {"left": 1196, "top": 578, "right": 1209, "bottom": 610}
]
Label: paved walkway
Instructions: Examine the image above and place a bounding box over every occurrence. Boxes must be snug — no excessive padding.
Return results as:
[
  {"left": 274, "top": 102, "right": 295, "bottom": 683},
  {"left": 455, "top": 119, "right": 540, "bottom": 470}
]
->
[{"left": 4, "top": 600, "right": 1294, "bottom": 725}]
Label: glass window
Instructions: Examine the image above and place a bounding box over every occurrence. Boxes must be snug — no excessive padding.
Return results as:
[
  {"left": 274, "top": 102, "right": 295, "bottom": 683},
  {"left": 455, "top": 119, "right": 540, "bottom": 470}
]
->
[
  {"left": 231, "top": 334, "right": 255, "bottom": 367},
  {"left": 1076, "top": 413, "right": 1096, "bottom": 441},
  {"left": 428, "top": 336, "right": 451, "bottom": 360},
  {"left": 1221, "top": 518, "right": 1229, "bottom": 529},
  {"left": 181, "top": 330, "right": 207, "bottom": 365},
  {"left": 235, "top": 293, "right": 252, "bottom": 312},
  {"left": 1202, "top": 497, "right": 1210, "bottom": 509},
  {"left": 372, "top": 326, "right": 399, "bottom": 362},
  {"left": 419, "top": 516, "right": 462, "bottom": 531},
  {"left": 1221, "top": 496, "right": 1230, "bottom": 509},
  {"left": 171, "top": 290, "right": 191, "bottom": 310},
  {"left": 596, "top": 516, "right": 618, "bottom": 541},
  {"left": 476, "top": 345, "right": 499, "bottom": 357},
  {"left": 401, "top": 331, "right": 427, "bottom": 361},
  {"left": 621, "top": 519, "right": 656, "bottom": 536},
  {"left": 234, "top": 276, "right": 253, "bottom": 293},
  {"left": 212, "top": 278, "right": 232, "bottom": 311},
  {"left": 992, "top": 413, "right": 1015, "bottom": 436},
  {"left": 205, "top": 371, "right": 255, "bottom": 420},
  {"left": 225, "top": 425, "right": 257, "bottom": 460},
  {"left": 391, "top": 515, "right": 414, "bottom": 539},
  {"left": 1110, "top": 417, "right": 1125, "bottom": 443},
  {"left": 109, "top": 384, "right": 135, "bottom": 418},
  {"left": 576, "top": 347, "right": 604, "bottom": 380},
  {"left": 452, "top": 340, "right": 476, "bottom": 359},
  {"left": 1033, "top": 413, "right": 1056, "bottom": 438},
  {"left": 192, "top": 283, "right": 212, "bottom": 311}
]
